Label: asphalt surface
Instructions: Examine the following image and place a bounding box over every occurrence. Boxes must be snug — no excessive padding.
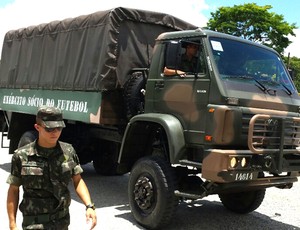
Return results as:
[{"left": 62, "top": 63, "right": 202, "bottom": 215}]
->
[{"left": 0, "top": 135, "right": 300, "bottom": 230}]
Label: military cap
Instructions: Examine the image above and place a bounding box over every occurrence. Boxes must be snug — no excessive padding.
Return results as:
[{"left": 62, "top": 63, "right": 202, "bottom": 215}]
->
[{"left": 36, "top": 105, "right": 66, "bottom": 128}]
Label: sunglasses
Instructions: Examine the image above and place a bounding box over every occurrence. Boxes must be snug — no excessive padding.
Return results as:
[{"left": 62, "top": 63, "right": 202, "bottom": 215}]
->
[{"left": 41, "top": 126, "right": 63, "bottom": 132}]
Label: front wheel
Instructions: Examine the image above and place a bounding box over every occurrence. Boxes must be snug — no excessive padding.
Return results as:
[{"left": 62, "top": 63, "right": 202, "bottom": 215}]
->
[
  {"left": 219, "top": 189, "right": 266, "bottom": 214},
  {"left": 128, "top": 156, "right": 178, "bottom": 229}
]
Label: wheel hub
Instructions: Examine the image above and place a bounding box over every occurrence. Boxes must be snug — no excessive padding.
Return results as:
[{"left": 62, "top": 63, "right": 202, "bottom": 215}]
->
[{"left": 133, "top": 176, "right": 154, "bottom": 210}]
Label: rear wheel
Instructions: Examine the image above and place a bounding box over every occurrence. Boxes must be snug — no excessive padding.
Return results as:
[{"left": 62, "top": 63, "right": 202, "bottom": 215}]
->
[
  {"left": 128, "top": 156, "right": 178, "bottom": 229},
  {"left": 218, "top": 189, "right": 266, "bottom": 214}
]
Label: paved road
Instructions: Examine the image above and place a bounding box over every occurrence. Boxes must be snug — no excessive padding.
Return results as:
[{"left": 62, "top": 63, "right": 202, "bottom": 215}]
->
[{"left": 1, "top": 139, "right": 300, "bottom": 229}]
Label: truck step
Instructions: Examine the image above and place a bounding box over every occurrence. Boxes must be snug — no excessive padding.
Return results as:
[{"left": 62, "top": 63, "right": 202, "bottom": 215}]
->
[
  {"left": 179, "top": 159, "right": 202, "bottom": 168},
  {"left": 174, "top": 190, "right": 205, "bottom": 200}
]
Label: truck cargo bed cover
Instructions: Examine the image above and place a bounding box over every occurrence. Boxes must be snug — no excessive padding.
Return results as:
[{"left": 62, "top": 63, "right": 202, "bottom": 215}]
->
[{"left": 0, "top": 7, "right": 196, "bottom": 91}]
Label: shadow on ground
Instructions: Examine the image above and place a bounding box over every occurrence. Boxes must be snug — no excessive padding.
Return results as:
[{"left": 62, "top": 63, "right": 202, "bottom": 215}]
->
[{"left": 71, "top": 163, "right": 300, "bottom": 230}]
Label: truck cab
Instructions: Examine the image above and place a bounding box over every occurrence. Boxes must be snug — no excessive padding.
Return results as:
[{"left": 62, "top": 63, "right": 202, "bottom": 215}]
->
[
  {"left": 147, "top": 28, "right": 299, "bottom": 144},
  {"left": 122, "top": 28, "right": 300, "bottom": 229},
  {"left": 143, "top": 29, "right": 300, "bottom": 179}
]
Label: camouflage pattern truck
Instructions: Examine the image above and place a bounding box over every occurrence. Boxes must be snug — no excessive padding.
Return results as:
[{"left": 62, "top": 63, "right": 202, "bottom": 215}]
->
[{"left": 1, "top": 7, "right": 300, "bottom": 230}]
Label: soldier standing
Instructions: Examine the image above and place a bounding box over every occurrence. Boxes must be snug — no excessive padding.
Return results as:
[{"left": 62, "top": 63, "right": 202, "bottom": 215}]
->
[{"left": 6, "top": 106, "right": 97, "bottom": 230}]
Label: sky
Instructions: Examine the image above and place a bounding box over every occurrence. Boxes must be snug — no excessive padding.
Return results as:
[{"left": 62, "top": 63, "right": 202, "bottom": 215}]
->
[{"left": 0, "top": 0, "right": 299, "bottom": 57}]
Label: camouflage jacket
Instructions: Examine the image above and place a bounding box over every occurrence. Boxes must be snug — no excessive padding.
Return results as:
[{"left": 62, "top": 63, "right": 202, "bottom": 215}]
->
[
  {"left": 180, "top": 54, "right": 198, "bottom": 73},
  {"left": 7, "top": 140, "right": 83, "bottom": 216}
]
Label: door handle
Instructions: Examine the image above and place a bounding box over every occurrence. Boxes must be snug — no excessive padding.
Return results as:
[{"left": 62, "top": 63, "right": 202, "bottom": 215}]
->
[{"left": 155, "top": 81, "right": 164, "bottom": 90}]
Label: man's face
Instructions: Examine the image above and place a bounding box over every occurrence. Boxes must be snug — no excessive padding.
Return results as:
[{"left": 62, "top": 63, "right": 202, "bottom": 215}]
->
[
  {"left": 35, "top": 124, "right": 62, "bottom": 147},
  {"left": 187, "top": 44, "right": 199, "bottom": 56}
]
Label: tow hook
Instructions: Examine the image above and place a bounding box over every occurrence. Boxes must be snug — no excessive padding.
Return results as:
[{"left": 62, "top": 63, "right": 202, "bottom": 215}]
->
[{"left": 264, "top": 155, "right": 272, "bottom": 168}]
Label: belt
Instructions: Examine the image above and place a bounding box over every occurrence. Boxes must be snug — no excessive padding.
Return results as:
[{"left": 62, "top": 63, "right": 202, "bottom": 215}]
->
[{"left": 23, "top": 208, "right": 69, "bottom": 225}]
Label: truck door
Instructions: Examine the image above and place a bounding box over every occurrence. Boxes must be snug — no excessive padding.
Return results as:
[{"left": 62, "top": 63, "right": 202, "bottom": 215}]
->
[{"left": 150, "top": 40, "right": 210, "bottom": 143}]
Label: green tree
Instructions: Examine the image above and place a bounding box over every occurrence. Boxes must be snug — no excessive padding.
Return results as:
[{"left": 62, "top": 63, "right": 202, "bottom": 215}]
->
[{"left": 207, "top": 3, "right": 297, "bottom": 55}]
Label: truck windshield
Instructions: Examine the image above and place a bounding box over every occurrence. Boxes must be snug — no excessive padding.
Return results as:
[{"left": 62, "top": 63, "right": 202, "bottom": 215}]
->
[{"left": 209, "top": 37, "right": 296, "bottom": 94}]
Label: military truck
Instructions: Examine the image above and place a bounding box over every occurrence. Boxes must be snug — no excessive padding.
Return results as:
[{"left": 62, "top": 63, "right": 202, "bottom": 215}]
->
[{"left": 1, "top": 7, "right": 300, "bottom": 230}]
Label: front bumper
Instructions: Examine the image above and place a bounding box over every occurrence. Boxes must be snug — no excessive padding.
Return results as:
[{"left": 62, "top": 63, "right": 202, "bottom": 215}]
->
[{"left": 202, "top": 149, "right": 300, "bottom": 183}]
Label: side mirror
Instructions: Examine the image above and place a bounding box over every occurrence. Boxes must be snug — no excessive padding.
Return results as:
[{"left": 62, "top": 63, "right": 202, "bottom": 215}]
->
[{"left": 288, "top": 68, "right": 295, "bottom": 80}]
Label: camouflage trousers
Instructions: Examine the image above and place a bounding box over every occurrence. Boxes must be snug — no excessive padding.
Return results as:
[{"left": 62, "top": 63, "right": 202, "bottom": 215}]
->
[{"left": 22, "top": 212, "right": 70, "bottom": 230}]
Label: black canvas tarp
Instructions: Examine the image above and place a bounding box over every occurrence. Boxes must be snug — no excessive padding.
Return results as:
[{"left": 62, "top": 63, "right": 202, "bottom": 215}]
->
[{"left": 0, "top": 7, "right": 196, "bottom": 91}]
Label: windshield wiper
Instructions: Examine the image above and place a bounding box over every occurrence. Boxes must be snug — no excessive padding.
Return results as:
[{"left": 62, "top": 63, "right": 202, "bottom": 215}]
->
[
  {"left": 281, "top": 83, "right": 293, "bottom": 96},
  {"left": 254, "top": 79, "right": 267, "bottom": 92},
  {"left": 254, "top": 79, "right": 277, "bottom": 95},
  {"left": 222, "top": 75, "right": 253, "bottom": 80}
]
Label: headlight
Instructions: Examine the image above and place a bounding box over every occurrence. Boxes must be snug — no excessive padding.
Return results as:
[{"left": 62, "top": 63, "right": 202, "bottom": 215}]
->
[
  {"left": 230, "top": 157, "right": 238, "bottom": 168},
  {"left": 229, "top": 155, "right": 251, "bottom": 169},
  {"left": 241, "top": 157, "right": 247, "bottom": 167}
]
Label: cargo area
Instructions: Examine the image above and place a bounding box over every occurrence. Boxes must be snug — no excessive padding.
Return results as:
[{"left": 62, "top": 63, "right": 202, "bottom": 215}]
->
[{"left": 0, "top": 7, "right": 196, "bottom": 91}]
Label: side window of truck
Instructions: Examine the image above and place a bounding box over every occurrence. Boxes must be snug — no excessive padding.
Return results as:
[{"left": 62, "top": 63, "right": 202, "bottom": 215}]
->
[{"left": 163, "top": 40, "right": 206, "bottom": 77}]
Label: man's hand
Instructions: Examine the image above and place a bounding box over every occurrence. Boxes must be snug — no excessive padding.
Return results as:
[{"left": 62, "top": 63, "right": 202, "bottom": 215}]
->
[
  {"left": 164, "top": 67, "right": 186, "bottom": 77},
  {"left": 86, "top": 208, "right": 97, "bottom": 230},
  {"left": 176, "top": 70, "right": 186, "bottom": 78}
]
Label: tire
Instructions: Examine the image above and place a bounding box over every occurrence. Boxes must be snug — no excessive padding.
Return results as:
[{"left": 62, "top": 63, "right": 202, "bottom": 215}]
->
[
  {"left": 92, "top": 141, "right": 123, "bottom": 176},
  {"left": 128, "top": 156, "right": 178, "bottom": 229},
  {"left": 18, "top": 131, "right": 38, "bottom": 148},
  {"left": 123, "top": 72, "right": 146, "bottom": 120},
  {"left": 219, "top": 189, "right": 266, "bottom": 214}
]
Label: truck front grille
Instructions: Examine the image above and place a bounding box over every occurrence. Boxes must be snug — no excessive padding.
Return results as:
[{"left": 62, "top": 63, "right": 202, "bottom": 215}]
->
[{"left": 248, "top": 114, "right": 300, "bottom": 153}]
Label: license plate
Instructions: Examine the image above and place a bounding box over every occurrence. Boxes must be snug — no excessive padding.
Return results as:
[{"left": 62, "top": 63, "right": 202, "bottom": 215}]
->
[{"left": 234, "top": 172, "right": 255, "bottom": 181}]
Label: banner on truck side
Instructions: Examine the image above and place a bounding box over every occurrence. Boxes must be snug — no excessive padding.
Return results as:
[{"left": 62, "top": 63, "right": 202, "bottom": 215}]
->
[{"left": 0, "top": 89, "right": 102, "bottom": 124}]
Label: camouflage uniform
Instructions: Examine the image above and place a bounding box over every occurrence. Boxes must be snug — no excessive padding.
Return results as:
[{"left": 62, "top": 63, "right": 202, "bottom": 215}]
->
[
  {"left": 180, "top": 54, "right": 198, "bottom": 73},
  {"left": 7, "top": 140, "right": 83, "bottom": 230}
]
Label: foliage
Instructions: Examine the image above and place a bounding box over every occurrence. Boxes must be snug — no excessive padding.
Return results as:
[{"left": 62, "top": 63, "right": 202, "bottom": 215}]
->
[{"left": 207, "top": 3, "right": 297, "bottom": 55}]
